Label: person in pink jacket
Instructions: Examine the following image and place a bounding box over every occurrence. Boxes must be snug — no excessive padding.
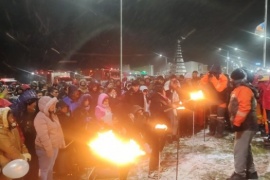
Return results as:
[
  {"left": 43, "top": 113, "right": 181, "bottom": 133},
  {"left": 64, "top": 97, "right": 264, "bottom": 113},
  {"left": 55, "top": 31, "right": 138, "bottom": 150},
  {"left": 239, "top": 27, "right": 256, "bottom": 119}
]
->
[
  {"left": 95, "top": 93, "right": 113, "bottom": 126},
  {"left": 34, "top": 96, "right": 65, "bottom": 180}
]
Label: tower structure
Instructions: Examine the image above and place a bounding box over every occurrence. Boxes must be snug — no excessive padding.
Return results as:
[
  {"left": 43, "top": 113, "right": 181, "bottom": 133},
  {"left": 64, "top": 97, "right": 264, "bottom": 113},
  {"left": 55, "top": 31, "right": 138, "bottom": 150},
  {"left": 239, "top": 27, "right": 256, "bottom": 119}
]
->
[{"left": 175, "top": 39, "right": 186, "bottom": 75}]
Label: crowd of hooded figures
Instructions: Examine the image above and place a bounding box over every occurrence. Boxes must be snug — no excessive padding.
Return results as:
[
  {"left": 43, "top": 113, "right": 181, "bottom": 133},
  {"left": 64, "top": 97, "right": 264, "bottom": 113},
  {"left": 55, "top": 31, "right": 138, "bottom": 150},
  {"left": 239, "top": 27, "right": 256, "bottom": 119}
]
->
[{"left": 0, "top": 65, "right": 270, "bottom": 180}]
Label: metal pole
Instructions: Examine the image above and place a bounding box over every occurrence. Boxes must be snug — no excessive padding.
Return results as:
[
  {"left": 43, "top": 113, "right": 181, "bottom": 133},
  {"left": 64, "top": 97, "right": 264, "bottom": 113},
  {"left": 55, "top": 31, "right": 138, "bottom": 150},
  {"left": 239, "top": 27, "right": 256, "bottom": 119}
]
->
[
  {"left": 263, "top": 0, "right": 268, "bottom": 68},
  {"left": 226, "top": 51, "right": 229, "bottom": 74},
  {"left": 203, "top": 105, "right": 206, "bottom": 142},
  {"left": 192, "top": 110, "right": 195, "bottom": 138},
  {"left": 176, "top": 118, "right": 180, "bottom": 180},
  {"left": 165, "top": 57, "right": 168, "bottom": 75},
  {"left": 120, "top": 0, "right": 123, "bottom": 83},
  {"left": 158, "top": 151, "right": 161, "bottom": 179}
]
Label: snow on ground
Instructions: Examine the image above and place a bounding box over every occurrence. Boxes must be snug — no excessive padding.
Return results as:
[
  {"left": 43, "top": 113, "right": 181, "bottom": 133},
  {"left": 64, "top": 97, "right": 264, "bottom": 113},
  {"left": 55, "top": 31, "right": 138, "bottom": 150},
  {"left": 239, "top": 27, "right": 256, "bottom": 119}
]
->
[{"left": 127, "top": 130, "right": 270, "bottom": 180}]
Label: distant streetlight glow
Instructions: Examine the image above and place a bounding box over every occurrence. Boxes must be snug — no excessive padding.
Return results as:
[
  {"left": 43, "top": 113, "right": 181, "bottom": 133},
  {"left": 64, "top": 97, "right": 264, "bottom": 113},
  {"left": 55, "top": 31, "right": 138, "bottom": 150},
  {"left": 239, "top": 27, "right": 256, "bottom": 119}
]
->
[
  {"left": 218, "top": 47, "right": 239, "bottom": 74},
  {"left": 154, "top": 52, "right": 169, "bottom": 74}
]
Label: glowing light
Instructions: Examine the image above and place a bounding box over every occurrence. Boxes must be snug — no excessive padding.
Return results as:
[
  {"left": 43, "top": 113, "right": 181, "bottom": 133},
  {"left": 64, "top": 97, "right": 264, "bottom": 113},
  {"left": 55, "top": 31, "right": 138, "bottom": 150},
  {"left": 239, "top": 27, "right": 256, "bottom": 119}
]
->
[
  {"left": 155, "top": 124, "right": 168, "bottom": 130},
  {"left": 88, "top": 131, "right": 145, "bottom": 165},
  {"left": 177, "top": 101, "right": 185, "bottom": 110},
  {"left": 190, "top": 90, "right": 204, "bottom": 101},
  {"left": 31, "top": 72, "right": 34, "bottom": 75}
]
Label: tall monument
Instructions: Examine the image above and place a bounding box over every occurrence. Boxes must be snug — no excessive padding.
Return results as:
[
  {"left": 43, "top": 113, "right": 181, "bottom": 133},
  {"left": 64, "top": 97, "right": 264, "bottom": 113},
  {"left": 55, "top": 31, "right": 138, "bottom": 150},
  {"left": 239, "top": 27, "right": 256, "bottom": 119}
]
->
[{"left": 175, "top": 39, "right": 186, "bottom": 75}]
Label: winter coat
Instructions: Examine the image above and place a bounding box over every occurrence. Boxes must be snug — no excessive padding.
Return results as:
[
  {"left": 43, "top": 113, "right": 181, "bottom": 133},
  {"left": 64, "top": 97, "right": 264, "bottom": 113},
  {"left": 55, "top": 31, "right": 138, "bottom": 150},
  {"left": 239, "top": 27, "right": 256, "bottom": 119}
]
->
[
  {"left": 149, "top": 92, "right": 171, "bottom": 126},
  {"left": 34, "top": 96, "right": 65, "bottom": 157},
  {"left": 200, "top": 73, "right": 229, "bottom": 106},
  {"left": 258, "top": 81, "right": 270, "bottom": 110},
  {"left": 228, "top": 84, "right": 258, "bottom": 131},
  {"left": 123, "top": 88, "right": 144, "bottom": 109},
  {"left": 95, "top": 93, "right": 113, "bottom": 125},
  {"left": 0, "top": 107, "right": 28, "bottom": 168}
]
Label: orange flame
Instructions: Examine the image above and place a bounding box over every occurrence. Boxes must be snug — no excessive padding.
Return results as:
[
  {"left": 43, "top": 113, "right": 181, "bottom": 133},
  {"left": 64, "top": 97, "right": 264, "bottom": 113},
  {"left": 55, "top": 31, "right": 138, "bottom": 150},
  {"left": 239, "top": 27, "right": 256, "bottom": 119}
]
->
[
  {"left": 190, "top": 90, "right": 204, "bottom": 101},
  {"left": 88, "top": 130, "right": 145, "bottom": 165}
]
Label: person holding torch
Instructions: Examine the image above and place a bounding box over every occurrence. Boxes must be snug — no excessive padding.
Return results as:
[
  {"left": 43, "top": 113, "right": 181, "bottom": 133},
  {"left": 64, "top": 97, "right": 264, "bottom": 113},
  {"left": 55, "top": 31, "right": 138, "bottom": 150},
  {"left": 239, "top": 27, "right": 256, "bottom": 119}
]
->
[
  {"left": 148, "top": 84, "right": 174, "bottom": 178},
  {"left": 200, "top": 64, "right": 229, "bottom": 138}
]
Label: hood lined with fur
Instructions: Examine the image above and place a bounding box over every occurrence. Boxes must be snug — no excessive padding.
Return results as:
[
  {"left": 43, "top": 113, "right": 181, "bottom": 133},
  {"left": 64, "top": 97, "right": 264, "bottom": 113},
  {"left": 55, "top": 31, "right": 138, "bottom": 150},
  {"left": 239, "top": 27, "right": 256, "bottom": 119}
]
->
[
  {"left": 0, "top": 107, "right": 11, "bottom": 128},
  {"left": 38, "top": 96, "right": 58, "bottom": 117}
]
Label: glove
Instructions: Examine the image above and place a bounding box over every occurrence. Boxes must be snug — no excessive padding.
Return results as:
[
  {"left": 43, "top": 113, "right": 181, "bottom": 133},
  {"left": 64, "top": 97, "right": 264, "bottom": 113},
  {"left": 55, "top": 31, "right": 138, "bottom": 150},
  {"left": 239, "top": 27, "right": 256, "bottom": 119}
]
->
[
  {"left": 22, "top": 153, "right": 31, "bottom": 161},
  {"left": 232, "top": 125, "right": 242, "bottom": 132}
]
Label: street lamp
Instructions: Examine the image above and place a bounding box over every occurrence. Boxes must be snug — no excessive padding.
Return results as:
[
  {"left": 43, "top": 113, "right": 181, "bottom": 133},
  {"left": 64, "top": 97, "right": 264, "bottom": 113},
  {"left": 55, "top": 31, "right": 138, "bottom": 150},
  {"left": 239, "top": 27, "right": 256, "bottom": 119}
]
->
[
  {"left": 158, "top": 54, "right": 168, "bottom": 65},
  {"left": 154, "top": 52, "right": 169, "bottom": 74},
  {"left": 218, "top": 48, "right": 238, "bottom": 74},
  {"left": 160, "top": 55, "right": 168, "bottom": 75}
]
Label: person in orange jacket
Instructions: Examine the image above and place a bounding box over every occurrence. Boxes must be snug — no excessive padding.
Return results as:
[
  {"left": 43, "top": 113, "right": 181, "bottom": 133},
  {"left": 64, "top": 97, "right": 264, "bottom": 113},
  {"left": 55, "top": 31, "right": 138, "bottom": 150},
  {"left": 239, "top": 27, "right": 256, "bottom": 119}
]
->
[
  {"left": 200, "top": 64, "right": 229, "bottom": 138},
  {"left": 227, "top": 68, "right": 258, "bottom": 180}
]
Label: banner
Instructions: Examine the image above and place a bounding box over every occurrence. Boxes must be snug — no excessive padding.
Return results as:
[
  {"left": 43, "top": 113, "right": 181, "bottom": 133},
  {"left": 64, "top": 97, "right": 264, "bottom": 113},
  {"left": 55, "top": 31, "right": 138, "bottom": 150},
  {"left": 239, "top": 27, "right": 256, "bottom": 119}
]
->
[{"left": 255, "top": 22, "right": 265, "bottom": 36}]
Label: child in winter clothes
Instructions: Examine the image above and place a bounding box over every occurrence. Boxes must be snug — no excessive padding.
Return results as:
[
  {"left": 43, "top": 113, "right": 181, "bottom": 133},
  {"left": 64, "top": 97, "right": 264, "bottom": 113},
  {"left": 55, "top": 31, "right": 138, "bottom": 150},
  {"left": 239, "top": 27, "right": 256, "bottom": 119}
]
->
[
  {"left": 95, "top": 93, "right": 113, "bottom": 126},
  {"left": 0, "top": 107, "right": 31, "bottom": 180}
]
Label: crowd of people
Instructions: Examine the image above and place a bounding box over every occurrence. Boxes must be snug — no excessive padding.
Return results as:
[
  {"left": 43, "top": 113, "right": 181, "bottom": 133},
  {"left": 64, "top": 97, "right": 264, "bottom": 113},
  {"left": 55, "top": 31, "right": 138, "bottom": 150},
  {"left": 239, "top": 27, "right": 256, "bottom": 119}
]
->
[{"left": 0, "top": 65, "right": 269, "bottom": 180}]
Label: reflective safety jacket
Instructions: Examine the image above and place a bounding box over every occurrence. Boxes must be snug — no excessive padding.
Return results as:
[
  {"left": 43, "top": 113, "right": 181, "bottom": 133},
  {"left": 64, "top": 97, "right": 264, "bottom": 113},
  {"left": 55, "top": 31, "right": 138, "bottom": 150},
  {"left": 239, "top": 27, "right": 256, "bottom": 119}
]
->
[
  {"left": 228, "top": 85, "right": 258, "bottom": 131},
  {"left": 200, "top": 73, "right": 229, "bottom": 107}
]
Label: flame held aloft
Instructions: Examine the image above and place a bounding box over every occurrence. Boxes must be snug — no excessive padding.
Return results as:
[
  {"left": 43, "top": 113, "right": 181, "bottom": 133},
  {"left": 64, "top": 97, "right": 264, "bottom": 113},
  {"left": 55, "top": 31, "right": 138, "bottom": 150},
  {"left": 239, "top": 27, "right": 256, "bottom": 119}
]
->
[
  {"left": 88, "top": 130, "right": 145, "bottom": 165},
  {"left": 190, "top": 90, "right": 204, "bottom": 101}
]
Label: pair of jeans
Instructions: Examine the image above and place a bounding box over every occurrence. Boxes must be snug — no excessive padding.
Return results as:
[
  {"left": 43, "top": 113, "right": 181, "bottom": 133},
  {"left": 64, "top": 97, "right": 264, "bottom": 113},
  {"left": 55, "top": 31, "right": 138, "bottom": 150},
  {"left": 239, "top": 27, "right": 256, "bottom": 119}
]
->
[{"left": 36, "top": 146, "right": 59, "bottom": 180}]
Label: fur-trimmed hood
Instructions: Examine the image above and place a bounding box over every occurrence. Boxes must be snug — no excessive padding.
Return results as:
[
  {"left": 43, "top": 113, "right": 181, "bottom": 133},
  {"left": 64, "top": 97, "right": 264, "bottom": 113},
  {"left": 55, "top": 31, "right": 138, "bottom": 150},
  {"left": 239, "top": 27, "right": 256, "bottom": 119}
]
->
[
  {"left": 38, "top": 96, "right": 58, "bottom": 117},
  {"left": 0, "top": 107, "right": 10, "bottom": 128}
]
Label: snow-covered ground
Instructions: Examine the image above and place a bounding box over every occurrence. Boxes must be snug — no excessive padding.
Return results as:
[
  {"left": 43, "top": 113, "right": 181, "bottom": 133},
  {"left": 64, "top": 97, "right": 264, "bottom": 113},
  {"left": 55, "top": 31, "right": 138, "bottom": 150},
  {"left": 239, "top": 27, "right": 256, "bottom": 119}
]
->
[{"left": 127, "top": 130, "right": 270, "bottom": 180}]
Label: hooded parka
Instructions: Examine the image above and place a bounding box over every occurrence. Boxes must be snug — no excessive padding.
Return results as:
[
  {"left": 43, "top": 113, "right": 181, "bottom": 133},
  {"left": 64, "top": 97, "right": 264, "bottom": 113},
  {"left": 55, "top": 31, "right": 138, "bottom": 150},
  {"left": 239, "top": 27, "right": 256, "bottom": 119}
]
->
[
  {"left": 0, "top": 107, "right": 28, "bottom": 168},
  {"left": 34, "top": 96, "right": 65, "bottom": 157}
]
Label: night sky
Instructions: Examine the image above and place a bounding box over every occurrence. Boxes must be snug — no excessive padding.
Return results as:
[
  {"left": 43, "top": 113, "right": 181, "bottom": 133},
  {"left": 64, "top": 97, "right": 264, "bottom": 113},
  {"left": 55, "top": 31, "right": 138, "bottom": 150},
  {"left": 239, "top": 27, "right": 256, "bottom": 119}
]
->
[{"left": 0, "top": 0, "right": 268, "bottom": 79}]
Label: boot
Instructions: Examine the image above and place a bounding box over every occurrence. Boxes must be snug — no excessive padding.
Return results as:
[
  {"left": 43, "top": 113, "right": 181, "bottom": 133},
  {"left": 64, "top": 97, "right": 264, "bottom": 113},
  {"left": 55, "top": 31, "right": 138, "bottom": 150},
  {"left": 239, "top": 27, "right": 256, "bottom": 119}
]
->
[
  {"left": 264, "top": 135, "right": 270, "bottom": 146},
  {"left": 207, "top": 119, "right": 216, "bottom": 136},
  {"left": 215, "top": 119, "right": 225, "bottom": 138},
  {"left": 246, "top": 171, "right": 258, "bottom": 179},
  {"left": 259, "top": 124, "right": 266, "bottom": 136},
  {"left": 227, "top": 172, "right": 246, "bottom": 180}
]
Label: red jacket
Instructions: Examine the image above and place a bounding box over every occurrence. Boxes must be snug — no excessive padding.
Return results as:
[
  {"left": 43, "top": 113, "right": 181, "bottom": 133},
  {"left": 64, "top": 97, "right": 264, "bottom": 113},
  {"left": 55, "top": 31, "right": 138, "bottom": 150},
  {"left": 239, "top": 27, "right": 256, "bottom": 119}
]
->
[{"left": 258, "top": 81, "right": 270, "bottom": 110}]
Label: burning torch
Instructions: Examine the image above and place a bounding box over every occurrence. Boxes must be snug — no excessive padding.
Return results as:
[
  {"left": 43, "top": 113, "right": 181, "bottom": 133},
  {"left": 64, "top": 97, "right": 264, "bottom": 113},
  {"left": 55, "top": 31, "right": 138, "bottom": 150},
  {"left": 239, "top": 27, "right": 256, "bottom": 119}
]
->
[{"left": 88, "top": 130, "right": 145, "bottom": 179}]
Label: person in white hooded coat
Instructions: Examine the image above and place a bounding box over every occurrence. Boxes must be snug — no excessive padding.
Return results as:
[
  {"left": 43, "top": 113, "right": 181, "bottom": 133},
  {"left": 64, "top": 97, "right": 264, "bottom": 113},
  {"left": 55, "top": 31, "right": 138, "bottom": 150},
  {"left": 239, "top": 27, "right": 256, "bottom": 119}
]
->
[{"left": 34, "top": 96, "right": 65, "bottom": 180}]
